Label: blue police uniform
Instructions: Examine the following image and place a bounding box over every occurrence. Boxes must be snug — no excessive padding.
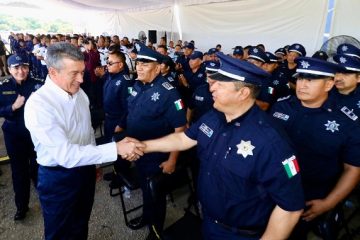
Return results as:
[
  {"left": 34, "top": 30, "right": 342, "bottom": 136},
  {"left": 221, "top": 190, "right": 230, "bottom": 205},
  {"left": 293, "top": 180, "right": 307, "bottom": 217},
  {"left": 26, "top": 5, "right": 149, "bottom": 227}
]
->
[
  {"left": 188, "top": 83, "right": 213, "bottom": 124},
  {"left": 186, "top": 106, "right": 304, "bottom": 239},
  {"left": 184, "top": 52, "right": 305, "bottom": 239},
  {"left": 270, "top": 56, "right": 360, "bottom": 239},
  {"left": 163, "top": 71, "right": 179, "bottom": 88},
  {"left": 268, "top": 68, "right": 291, "bottom": 101},
  {"left": 123, "top": 43, "right": 187, "bottom": 233},
  {"left": 329, "top": 53, "right": 360, "bottom": 123},
  {"left": 0, "top": 73, "right": 43, "bottom": 216},
  {"left": 103, "top": 71, "right": 133, "bottom": 142}
]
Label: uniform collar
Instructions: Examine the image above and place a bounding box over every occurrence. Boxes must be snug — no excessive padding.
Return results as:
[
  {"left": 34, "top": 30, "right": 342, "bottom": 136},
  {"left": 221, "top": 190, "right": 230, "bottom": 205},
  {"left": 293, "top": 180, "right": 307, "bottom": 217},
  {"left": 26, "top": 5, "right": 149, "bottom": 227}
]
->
[
  {"left": 109, "top": 71, "right": 125, "bottom": 80},
  {"left": 293, "top": 95, "right": 336, "bottom": 113},
  {"left": 217, "top": 103, "right": 258, "bottom": 125}
]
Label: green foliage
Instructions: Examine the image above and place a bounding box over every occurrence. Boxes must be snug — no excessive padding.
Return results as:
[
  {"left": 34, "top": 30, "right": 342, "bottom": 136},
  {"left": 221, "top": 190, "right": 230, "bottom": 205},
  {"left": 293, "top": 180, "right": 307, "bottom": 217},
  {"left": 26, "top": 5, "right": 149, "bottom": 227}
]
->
[{"left": 0, "top": 14, "right": 72, "bottom": 33}]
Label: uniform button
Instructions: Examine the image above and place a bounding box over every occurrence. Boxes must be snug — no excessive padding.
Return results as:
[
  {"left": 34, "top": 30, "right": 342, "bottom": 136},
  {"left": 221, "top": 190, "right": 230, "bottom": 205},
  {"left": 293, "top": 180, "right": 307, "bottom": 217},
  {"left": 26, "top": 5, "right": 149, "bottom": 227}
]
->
[
  {"left": 207, "top": 172, "right": 210, "bottom": 176},
  {"left": 213, "top": 153, "right": 217, "bottom": 155},
  {"left": 222, "top": 133, "right": 227, "bottom": 137}
]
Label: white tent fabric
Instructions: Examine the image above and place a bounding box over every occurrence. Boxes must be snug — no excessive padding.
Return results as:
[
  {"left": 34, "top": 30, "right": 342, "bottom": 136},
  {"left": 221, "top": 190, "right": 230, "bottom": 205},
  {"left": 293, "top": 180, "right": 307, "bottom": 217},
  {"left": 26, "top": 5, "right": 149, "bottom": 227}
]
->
[
  {"left": 331, "top": 0, "right": 360, "bottom": 42},
  {"left": 84, "top": 0, "right": 327, "bottom": 55}
]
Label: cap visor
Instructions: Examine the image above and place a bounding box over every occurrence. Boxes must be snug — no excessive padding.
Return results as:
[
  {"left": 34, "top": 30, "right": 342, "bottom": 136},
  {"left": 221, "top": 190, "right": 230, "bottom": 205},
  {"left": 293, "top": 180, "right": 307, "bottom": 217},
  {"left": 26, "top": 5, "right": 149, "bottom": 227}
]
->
[
  {"left": 294, "top": 72, "right": 333, "bottom": 79},
  {"left": 208, "top": 72, "right": 238, "bottom": 82}
]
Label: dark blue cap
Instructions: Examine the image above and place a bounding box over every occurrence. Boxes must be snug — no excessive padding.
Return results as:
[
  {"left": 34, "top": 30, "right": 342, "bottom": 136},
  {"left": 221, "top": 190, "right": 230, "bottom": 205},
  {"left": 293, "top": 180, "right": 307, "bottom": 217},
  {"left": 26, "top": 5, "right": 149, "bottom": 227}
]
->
[
  {"left": 275, "top": 48, "right": 286, "bottom": 56},
  {"left": 337, "top": 44, "right": 360, "bottom": 59},
  {"left": 189, "top": 51, "right": 203, "bottom": 60},
  {"left": 233, "top": 46, "right": 243, "bottom": 56},
  {"left": 209, "top": 52, "right": 270, "bottom": 85},
  {"left": 265, "top": 52, "right": 279, "bottom": 63},
  {"left": 333, "top": 54, "right": 360, "bottom": 72},
  {"left": 288, "top": 43, "right": 306, "bottom": 56},
  {"left": 247, "top": 47, "right": 269, "bottom": 63},
  {"left": 134, "top": 42, "right": 163, "bottom": 62},
  {"left": 184, "top": 42, "right": 194, "bottom": 50},
  {"left": 208, "top": 48, "right": 217, "bottom": 55},
  {"left": 312, "top": 50, "right": 328, "bottom": 61},
  {"left": 7, "top": 54, "right": 29, "bottom": 67},
  {"left": 204, "top": 60, "right": 220, "bottom": 73},
  {"left": 295, "top": 57, "right": 345, "bottom": 78}
]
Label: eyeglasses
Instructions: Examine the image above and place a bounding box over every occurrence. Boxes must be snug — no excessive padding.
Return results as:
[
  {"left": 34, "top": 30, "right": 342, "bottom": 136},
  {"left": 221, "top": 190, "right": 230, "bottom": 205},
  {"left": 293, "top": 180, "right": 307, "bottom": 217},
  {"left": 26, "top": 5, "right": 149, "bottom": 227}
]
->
[{"left": 106, "top": 61, "right": 121, "bottom": 66}]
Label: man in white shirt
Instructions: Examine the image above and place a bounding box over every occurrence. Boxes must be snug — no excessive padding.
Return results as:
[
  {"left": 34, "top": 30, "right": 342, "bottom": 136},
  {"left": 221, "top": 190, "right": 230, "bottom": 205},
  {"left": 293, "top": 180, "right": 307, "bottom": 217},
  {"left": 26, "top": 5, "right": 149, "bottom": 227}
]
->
[{"left": 24, "top": 42, "right": 144, "bottom": 240}]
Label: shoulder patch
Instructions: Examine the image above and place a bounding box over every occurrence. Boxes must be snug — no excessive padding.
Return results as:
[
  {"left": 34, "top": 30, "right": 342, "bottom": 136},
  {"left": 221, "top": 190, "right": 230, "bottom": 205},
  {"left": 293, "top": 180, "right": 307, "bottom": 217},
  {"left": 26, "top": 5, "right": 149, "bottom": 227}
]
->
[
  {"left": 162, "top": 82, "right": 174, "bottom": 90},
  {"left": 277, "top": 95, "right": 291, "bottom": 102},
  {"left": 123, "top": 75, "right": 131, "bottom": 81}
]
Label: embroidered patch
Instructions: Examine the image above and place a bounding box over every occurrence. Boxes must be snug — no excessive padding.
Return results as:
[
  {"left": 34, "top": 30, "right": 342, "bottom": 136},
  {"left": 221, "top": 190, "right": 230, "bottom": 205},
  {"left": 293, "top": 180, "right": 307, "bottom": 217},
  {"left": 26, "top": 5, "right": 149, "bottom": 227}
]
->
[
  {"left": 199, "top": 123, "right": 213, "bottom": 138},
  {"left": 282, "top": 155, "right": 300, "bottom": 178},
  {"left": 115, "top": 80, "right": 121, "bottom": 86},
  {"left": 162, "top": 82, "right": 174, "bottom": 90},
  {"left": 174, "top": 99, "right": 184, "bottom": 110},
  {"left": 195, "top": 95, "right": 204, "bottom": 101},
  {"left": 124, "top": 75, "right": 131, "bottom": 80},
  {"left": 273, "top": 112, "right": 289, "bottom": 121},
  {"left": 341, "top": 106, "right": 358, "bottom": 121},
  {"left": 324, "top": 120, "right": 340, "bottom": 133},
  {"left": 236, "top": 140, "right": 255, "bottom": 158},
  {"left": 151, "top": 92, "right": 160, "bottom": 102}
]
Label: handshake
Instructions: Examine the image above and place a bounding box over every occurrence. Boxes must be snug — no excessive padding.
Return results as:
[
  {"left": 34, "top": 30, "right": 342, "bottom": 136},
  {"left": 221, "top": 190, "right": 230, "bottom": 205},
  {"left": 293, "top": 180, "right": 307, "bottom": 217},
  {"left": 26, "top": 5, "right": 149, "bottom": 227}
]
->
[{"left": 116, "top": 137, "right": 146, "bottom": 161}]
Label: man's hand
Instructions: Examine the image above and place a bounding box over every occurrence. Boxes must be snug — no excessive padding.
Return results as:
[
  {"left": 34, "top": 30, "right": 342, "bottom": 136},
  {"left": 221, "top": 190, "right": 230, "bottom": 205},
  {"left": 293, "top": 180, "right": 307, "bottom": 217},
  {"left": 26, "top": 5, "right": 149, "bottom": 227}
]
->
[
  {"left": 12, "top": 94, "right": 25, "bottom": 111},
  {"left": 94, "top": 66, "right": 105, "bottom": 78},
  {"left": 159, "top": 159, "right": 176, "bottom": 174},
  {"left": 116, "top": 137, "right": 145, "bottom": 161},
  {"left": 302, "top": 199, "right": 331, "bottom": 221}
]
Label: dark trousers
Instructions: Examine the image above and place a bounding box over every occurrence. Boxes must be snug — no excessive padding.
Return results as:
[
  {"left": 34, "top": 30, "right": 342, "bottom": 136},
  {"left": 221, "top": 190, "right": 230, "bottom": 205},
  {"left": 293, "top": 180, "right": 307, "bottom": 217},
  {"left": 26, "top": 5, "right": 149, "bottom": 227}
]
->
[
  {"left": 104, "top": 117, "right": 120, "bottom": 143},
  {"left": 40, "top": 65, "right": 48, "bottom": 80},
  {"left": 137, "top": 163, "right": 167, "bottom": 233},
  {"left": 202, "top": 216, "right": 259, "bottom": 240},
  {"left": 3, "top": 123, "right": 38, "bottom": 211},
  {"left": 37, "top": 165, "right": 96, "bottom": 240}
]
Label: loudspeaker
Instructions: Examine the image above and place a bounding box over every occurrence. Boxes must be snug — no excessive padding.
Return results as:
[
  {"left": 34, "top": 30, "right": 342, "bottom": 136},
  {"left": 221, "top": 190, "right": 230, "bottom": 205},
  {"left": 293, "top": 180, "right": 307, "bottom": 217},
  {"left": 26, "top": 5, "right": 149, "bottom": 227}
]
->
[{"left": 148, "top": 30, "right": 157, "bottom": 44}]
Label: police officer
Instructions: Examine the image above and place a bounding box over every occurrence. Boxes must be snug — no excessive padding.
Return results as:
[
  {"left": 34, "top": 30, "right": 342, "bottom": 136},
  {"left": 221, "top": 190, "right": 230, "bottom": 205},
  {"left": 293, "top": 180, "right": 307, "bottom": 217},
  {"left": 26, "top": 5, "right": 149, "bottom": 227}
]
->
[
  {"left": 232, "top": 46, "right": 244, "bottom": 60},
  {"left": 142, "top": 53, "right": 305, "bottom": 239},
  {"left": 119, "top": 43, "right": 186, "bottom": 239},
  {"left": 160, "top": 55, "right": 178, "bottom": 88},
  {"left": 270, "top": 57, "right": 360, "bottom": 239},
  {"left": 330, "top": 53, "right": 360, "bottom": 123},
  {"left": 102, "top": 51, "right": 133, "bottom": 143},
  {"left": 265, "top": 51, "right": 291, "bottom": 102},
  {"left": 246, "top": 47, "right": 275, "bottom": 110},
  {"left": 0, "top": 54, "right": 43, "bottom": 220},
  {"left": 278, "top": 43, "right": 306, "bottom": 92}
]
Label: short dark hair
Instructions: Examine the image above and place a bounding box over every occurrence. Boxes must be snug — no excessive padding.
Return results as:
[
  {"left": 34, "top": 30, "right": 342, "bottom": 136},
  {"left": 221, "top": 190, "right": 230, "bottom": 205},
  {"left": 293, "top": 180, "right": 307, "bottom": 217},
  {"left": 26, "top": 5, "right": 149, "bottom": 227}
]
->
[
  {"left": 109, "top": 51, "right": 126, "bottom": 64},
  {"left": 157, "top": 45, "right": 168, "bottom": 51}
]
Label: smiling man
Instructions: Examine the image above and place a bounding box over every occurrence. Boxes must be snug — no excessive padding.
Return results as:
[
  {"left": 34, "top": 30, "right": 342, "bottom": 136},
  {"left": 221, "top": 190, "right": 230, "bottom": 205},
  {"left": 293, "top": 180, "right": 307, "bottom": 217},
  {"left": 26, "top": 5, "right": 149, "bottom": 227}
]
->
[{"left": 24, "top": 42, "right": 144, "bottom": 240}]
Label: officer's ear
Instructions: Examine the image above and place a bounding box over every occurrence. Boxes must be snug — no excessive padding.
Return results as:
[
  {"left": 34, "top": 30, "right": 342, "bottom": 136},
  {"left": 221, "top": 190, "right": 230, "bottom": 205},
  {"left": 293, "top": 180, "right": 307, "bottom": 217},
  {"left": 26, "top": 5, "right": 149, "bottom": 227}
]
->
[
  {"left": 324, "top": 78, "right": 335, "bottom": 92},
  {"left": 356, "top": 73, "right": 360, "bottom": 83}
]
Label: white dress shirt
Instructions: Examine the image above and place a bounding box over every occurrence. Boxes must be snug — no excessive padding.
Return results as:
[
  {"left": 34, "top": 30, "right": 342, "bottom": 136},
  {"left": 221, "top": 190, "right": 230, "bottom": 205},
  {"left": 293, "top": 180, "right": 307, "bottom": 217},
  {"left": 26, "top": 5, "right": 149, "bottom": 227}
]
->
[{"left": 24, "top": 76, "right": 117, "bottom": 168}]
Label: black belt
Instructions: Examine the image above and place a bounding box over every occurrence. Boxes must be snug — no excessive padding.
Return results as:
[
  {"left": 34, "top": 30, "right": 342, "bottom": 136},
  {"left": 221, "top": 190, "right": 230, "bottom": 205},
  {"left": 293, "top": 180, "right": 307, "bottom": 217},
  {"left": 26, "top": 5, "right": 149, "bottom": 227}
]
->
[{"left": 213, "top": 219, "right": 263, "bottom": 238}]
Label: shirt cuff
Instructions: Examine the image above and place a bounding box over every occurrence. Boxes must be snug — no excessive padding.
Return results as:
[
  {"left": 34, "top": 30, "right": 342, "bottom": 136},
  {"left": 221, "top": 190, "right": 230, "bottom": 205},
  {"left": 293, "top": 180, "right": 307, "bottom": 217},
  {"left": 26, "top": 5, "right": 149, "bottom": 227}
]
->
[{"left": 97, "top": 142, "right": 117, "bottom": 164}]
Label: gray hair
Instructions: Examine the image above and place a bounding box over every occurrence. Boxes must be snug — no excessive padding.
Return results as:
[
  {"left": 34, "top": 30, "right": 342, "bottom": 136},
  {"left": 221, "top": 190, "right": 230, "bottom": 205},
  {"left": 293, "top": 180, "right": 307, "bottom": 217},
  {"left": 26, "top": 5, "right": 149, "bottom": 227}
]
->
[
  {"left": 45, "top": 42, "right": 84, "bottom": 70},
  {"left": 233, "top": 81, "right": 261, "bottom": 99}
]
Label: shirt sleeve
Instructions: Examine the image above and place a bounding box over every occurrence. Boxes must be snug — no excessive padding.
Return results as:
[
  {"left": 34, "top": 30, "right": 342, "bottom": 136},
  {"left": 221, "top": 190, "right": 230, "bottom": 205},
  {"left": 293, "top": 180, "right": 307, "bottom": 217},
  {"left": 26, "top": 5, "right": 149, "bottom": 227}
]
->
[
  {"left": 163, "top": 90, "right": 187, "bottom": 129},
  {"left": 24, "top": 94, "right": 117, "bottom": 168}
]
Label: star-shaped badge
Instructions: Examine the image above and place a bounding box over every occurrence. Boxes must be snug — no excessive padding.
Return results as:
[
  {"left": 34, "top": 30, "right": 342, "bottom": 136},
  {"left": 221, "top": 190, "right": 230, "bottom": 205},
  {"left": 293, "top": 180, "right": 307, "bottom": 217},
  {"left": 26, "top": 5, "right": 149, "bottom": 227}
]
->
[
  {"left": 151, "top": 92, "right": 160, "bottom": 102},
  {"left": 273, "top": 80, "right": 279, "bottom": 85},
  {"left": 253, "top": 48, "right": 259, "bottom": 53},
  {"left": 300, "top": 61, "right": 310, "bottom": 69},
  {"left": 324, "top": 120, "right": 340, "bottom": 133},
  {"left": 339, "top": 57, "right": 347, "bottom": 63},
  {"left": 236, "top": 140, "right": 255, "bottom": 158},
  {"left": 342, "top": 45, "right": 348, "bottom": 52}
]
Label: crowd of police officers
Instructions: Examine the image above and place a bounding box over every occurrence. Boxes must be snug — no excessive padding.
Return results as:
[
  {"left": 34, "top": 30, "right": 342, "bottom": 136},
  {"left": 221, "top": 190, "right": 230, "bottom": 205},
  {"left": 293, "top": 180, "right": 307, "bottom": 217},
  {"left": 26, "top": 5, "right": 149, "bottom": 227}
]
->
[{"left": 1, "top": 31, "right": 360, "bottom": 240}]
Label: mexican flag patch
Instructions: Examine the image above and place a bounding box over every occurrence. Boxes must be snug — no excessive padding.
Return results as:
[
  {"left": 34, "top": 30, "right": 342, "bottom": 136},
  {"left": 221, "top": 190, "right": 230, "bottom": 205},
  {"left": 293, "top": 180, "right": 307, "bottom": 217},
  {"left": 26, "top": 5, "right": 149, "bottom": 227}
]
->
[
  {"left": 174, "top": 99, "right": 184, "bottom": 110},
  {"left": 268, "top": 87, "right": 275, "bottom": 95},
  {"left": 282, "top": 155, "right": 300, "bottom": 178}
]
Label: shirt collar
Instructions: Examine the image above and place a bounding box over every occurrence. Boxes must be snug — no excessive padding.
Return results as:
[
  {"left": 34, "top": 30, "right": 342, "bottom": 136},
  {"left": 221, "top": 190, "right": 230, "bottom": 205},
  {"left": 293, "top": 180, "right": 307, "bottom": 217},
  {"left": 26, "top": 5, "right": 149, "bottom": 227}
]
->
[{"left": 45, "top": 75, "right": 78, "bottom": 101}]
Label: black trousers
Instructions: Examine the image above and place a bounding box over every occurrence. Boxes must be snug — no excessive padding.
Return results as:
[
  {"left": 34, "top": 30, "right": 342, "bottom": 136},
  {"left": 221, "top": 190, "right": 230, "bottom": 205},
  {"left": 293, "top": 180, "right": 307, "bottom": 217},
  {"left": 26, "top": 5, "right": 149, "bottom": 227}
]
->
[
  {"left": 2, "top": 122, "right": 38, "bottom": 212},
  {"left": 37, "top": 165, "right": 96, "bottom": 240}
]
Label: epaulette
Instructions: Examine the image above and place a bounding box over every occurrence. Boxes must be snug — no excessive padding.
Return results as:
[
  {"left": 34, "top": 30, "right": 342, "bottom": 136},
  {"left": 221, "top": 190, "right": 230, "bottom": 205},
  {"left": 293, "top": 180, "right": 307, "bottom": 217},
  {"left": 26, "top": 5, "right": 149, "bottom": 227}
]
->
[
  {"left": 123, "top": 75, "right": 131, "bottom": 81},
  {"left": 0, "top": 78, "right": 10, "bottom": 85},
  {"left": 34, "top": 77, "right": 45, "bottom": 83},
  {"left": 277, "top": 95, "right": 291, "bottom": 102},
  {"left": 162, "top": 82, "right": 174, "bottom": 90}
]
